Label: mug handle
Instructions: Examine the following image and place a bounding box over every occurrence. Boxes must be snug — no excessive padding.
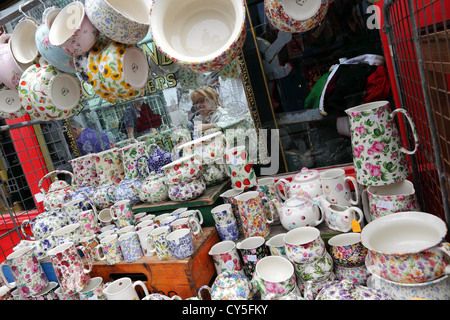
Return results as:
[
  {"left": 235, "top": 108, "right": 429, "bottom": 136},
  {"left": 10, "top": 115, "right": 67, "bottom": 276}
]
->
[
  {"left": 361, "top": 189, "right": 372, "bottom": 224},
  {"left": 191, "top": 209, "right": 204, "bottom": 225},
  {"left": 389, "top": 108, "right": 419, "bottom": 155},
  {"left": 197, "top": 285, "right": 211, "bottom": 300},
  {"left": 349, "top": 206, "right": 364, "bottom": 225},
  {"left": 344, "top": 176, "right": 360, "bottom": 206},
  {"left": 136, "top": 155, "right": 150, "bottom": 179},
  {"left": 94, "top": 244, "right": 106, "bottom": 261},
  {"left": 275, "top": 179, "right": 289, "bottom": 201},
  {"left": 188, "top": 218, "right": 202, "bottom": 236},
  {"left": 110, "top": 206, "right": 118, "bottom": 221},
  {"left": 133, "top": 280, "right": 150, "bottom": 299},
  {"left": 261, "top": 196, "right": 274, "bottom": 224},
  {"left": 145, "top": 235, "right": 156, "bottom": 255},
  {"left": 77, "top": 245, "right": 93, "bottom": 274}
]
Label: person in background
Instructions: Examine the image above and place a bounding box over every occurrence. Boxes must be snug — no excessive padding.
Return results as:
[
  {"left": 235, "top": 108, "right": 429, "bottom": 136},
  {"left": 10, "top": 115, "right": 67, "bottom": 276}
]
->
[
  {"left": 122, "top": 100, "right": 161, "bottom": 139},
  {"left": 70, "top": 119, "right": 111, "bottom": 155},
  {"left": 189, "top": 86, "right": 233, "bottom": 132}
]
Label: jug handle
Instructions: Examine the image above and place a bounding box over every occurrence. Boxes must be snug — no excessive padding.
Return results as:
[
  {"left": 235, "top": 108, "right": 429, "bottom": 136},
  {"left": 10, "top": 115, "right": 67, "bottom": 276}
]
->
[
  {"left": 197, "top": 285, "right": 211, "bottom": 300},
  {"left": 389, "top": 109, "right": 419, "bottom": 155},
  {"left": 105, "top": 185, "right": 115, "bottom": 204},
  {"left": 20, "top": 219, "right": 36, "bottom": 240},
  {"left": 77, "top": 245, "right": 93, "bottom": 274},
  {"left": 261, "top": 196, "right": 275, "bottom": 224},
  {"left": 344, "top": 176, "right": 360, "bottom": 206},
  {"left": 436, "top": 242, "right": 450, "bottom": 275},
  {"left": 361, "top": 189, "right": 372, "bottom": 224},
  {"left": 192, "top": 209, "right": 204, "bottom": 225},
  {"left": 145, "top": 235, "right": 157, "bottom": 256},
  {"left": 349, "top": 206, "right": 364, "bottom": 225},
  {"left": 136, "top": 154, "right": 150, "bottom": 180},
  {"left": 275, "top": 179, "right": 289, "bottom": 201}
]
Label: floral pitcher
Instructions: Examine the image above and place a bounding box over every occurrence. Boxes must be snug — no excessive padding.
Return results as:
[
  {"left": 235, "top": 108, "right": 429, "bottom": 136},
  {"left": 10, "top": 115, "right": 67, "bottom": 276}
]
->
[
  {"left": 118, "top": 142, "right": 150, "bottom": 180},
  {"left": 345, "top": 101, "right": 419, "bottom": 186}
]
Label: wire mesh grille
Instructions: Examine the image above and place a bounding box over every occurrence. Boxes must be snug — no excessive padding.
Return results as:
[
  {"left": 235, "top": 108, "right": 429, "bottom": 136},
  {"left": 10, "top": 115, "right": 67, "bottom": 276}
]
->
[
  {"left": 383, "top": 0, "right": 449, "bottom": 225},
  {"left": 0, "top": 119, "right": 72, "bottom": 262}
]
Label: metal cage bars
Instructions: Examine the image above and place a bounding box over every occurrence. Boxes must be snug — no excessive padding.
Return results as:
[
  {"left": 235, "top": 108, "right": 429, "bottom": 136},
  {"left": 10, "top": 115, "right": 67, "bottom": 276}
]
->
[{"left": 383, "top": 0, "right": 450, "bottom": 227}]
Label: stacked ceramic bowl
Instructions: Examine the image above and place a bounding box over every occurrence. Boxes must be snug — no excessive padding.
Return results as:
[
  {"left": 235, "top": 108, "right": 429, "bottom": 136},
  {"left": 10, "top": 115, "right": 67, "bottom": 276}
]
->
[
  {"left": 328, "top": 233, "right": 370, "bottom": 285},
  {"left": 283, "top": 227, "right": 334, "bottom": 298},
  {"left": 362, "top": 212, "right": 450, "bottom": 300},
  {"left": 177, "top": 131, "right": 228, "bottom": 187}
]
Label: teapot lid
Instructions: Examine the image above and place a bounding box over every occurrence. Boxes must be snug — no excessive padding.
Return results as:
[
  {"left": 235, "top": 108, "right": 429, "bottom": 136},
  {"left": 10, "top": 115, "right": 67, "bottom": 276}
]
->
[
  {"left": 48, "top": 177, "right": 70, "bottom": 192},
  {"left": 293, "top": 167, "right": 320, "bottom": 182},
  {"left": 213, "top": 270, "right": 249, "bottom": 289}
]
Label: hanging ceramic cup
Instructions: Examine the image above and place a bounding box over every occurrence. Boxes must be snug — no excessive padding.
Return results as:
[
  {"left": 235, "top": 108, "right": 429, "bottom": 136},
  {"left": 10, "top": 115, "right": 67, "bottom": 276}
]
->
[
  {"left": 345, "top": 101, "right": 419, "bottom": 186},
  {"left": 35, "top": 7, "right": 77, "bottom": 73},
  {"left": 88, "top": 41, "right": 149, "bottom": 103},
  {"left": 10, "top": 17, "right": 39, "bottom": 65},
  {"left": 150, "top": 0, "right": 247, "bottom": 73},
  {"left": 85, "top": 0, "right": 150, "bottom": 44},
  {"left": 0, "top": 34, "right": 30, "bottom": 90},
  {"left": 49, "top": 1, "right": 98, "bottom": 57},
  {"left": 265, "top": 0, "right": 330, "bottom": 33}
]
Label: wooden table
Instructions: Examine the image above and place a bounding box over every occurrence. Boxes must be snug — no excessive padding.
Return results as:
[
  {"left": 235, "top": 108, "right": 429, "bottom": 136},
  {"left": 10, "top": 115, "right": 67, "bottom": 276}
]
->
[{"left": 132, "top": 179, "right": 231, "bottom": 227}]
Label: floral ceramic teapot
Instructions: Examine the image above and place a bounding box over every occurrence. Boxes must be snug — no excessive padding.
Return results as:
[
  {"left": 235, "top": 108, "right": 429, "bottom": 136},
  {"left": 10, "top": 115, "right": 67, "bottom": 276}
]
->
[
  {"left": 198, "top": 270, "right": 254, "bottom": 300},
  {"left": 271, "top": 195, "right": 324, "bottom": 230},
  {"left": 38, "top": 170, "right": 76, "bottom": 212},
  {"left": 135, "top": 166, "right": 169, "bottom": 204},
  {"left": 275, "top": 167, "right": 322, "bottom": 201},
  {"left": 20, "top": 209, "right": 69, "bottom": 240},
  {"left": 114, "top": 178, "right": 143, "bottom": 206}
]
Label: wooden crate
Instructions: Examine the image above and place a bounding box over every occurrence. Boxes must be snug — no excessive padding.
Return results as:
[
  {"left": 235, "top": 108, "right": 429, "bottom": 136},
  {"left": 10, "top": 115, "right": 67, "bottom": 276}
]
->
[{"left": 89, "top": 227, "right": 220, "bottom": 299}]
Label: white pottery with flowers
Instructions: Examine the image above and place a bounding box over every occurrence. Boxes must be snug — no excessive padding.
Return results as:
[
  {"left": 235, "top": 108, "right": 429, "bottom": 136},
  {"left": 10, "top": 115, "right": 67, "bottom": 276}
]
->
[{"left": 275, "top": 167, "right": 322, "bottom": 201}]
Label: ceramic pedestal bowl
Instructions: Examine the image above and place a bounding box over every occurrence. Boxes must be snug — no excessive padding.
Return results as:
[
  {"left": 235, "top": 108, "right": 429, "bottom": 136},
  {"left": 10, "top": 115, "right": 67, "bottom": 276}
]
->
[{"left": 150, "top": 0, "right": 247, "bottom": 73}]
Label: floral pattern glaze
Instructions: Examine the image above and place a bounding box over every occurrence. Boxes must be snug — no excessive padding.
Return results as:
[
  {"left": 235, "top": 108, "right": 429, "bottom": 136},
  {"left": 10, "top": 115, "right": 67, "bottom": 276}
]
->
[
  {"left": 96, "top": 235, "right": 124, "bottom": 265},
  {"left": 119, "top": 232, "right": 143, "bottom": 263},
  {"left": 329, "top": 239, "right": 368, "bottom": 268},
  {"left": 202, "top": 161, "right": 228, "bottom": 186},
  {"left": 0, "top": 247, "right": 49, "bottom": 299},
  {"left": 136, "top": 171, "right": 169, "bottom": 204},
  {"left": 95, "top": 148, "right": 125, "bottom": 186},
  {"left": 225, "top": 146, "right": 256, "bottom": 190},
  {"left": 69, "top": 154, "right": 99, "bottom": 188},
  {"left": 48, "top": 243, "right": 93, "bottom": 295},
  {"left": 85, "top": 0, "right": 150, "bottom": 45},
  {"left": 167, "top": 229, "right": 195, "bottom": 259},
  {"left": 236, "top": 240, "right": 268, "bottom": 279},
  {"left": 0, "top": 34, "right": 26, "bottom": 90},
  {"left": 314, "top": 280, "right": 390, "bottom": 300},
  {"left": 265, "top": 0, "right": 330, "bottom": 33},
  {"left": 334, "top": 265, "right": 370, "bottom": 286},
  {"left": 113, "top": 178, "right": 142, "bottom": 206},
  {"left": 345, "top": 102, "right": 419, "bottom": 186},
  {"left": 111, "top": 200, "right": 135, "bottom": 228},
  {"left": 209, "top": 244, "right": 243, "bottom": 275},
  {"left": 200, "top": 270, "right": 253, "bottom": 300},
  {"left": 235, "top": 191, "right": 273, "bottom": 238},
  {"left": 294, "top": 252, "right": 334, "bottom": 283},
  {"left": 284, "top": 228, "right": 326, "bottom": 264},
  {"left": 216, "top": 221, "right": 240, "bottom": 242},
  {"left": 167, "top": 176, "right": 206, "bottom": 202},
  {"left": 119, "top": 142, "right": 149, "bottom": 180}
]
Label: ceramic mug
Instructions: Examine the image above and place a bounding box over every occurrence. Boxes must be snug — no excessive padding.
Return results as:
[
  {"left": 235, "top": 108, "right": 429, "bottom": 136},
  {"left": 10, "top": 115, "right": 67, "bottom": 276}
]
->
[
  {"left": 98, "top": 208, "right": 114, "bottom": 225},
  {"left": 95, "top": 234, "right": 123, "bottom": 265},
  {"left": 255, "top": 177, "right": 282, "bottom": 224},
  {"left": 179, "top": 209, "right": 204, "bottom": 226},
  {"left": 118, "top": 231, "right": 143, "bottom": 263},
  {"left": 169, "top": 217, "right": 202, "bottom": 242},
  {"left": 103, "top": 277, "right": 149, "bottom": 300},
  {"left": 0, "top": 246, "right": 49, "bottom": 299},
  {"left": 47, "top": 242, "right": 94, "bottom": 295},
  {"left": 211, "top": 203, "right": 236, "bottom": 225},
  {"left": 266, "top": 233, "right": 288, "bottom": 258},
  {"left": 234, "top": 191, "right": 274, "bottom": 238},
  {"left": 79, "top": 209, "right": 100, "bottom": 237},
  {"left": 49, "top": 1, "right": 98, "bottom": 56},
  {"left": 118, "top": 142, "right": 150, "bottom": 180},
  {"left": 0, "top": 88, "right": 27, "bottom": 120},
  {"left": 51, "top": 223, "right": 82, "bottom": 246},
  {"left": 345, "top": 101, "right": 419, "bottom": 186},
  {"left": 328, "top": 232, "right": 368, "bottom": 268},
  {"left": 322, "top": 204, "right": 364, "bottom": 233},
  {"left": 110, "top": 200, "right": 135, "bottom": 228},
  {"left": 208, "top": 240, "right": 244, "bottom": 275},
  {"left": 166, "top": 229, "right": 195, "bottom": 259},
  {"left": 220, "top": 189, "right": 244, "bottom": 235},
  {"left": 146, "top": 226, "right": 172, "bottom": 260},
  {"left": 236, "top": 236, "right": 268, "bottom": 279},
  {"left": 80, "top": 235, "right": 101, "bottom": 261},
  {"left": 215, "top": 219, "right": 240, "bottom": 242},
  {"left": 136, "top": 225, "right": 157, "bottom": 256},
  {"left": 294, "top": 251, "right": 334, "bottom": 283},
  {"left": 117, "top": 225, "right": 136, "bottom": 236},
  {"left": 252, "top": 256, "right": 299, "bottom": 300},
  {"left": 320, "top": 168, "right": 360, "bottom": 206},
  {"left": 69, "top": 153, "right": 99, "bottom": 188},
  {"left": 361, "top": 179, "right": 421, "bottom": 222},
  {"left": 78, "top": 276, "right": 107, "bottom": 300},
  {"left": 63, "top": 197, "right": 96, "bottom": 224},
  {"left": 283, "top": 227, "right": 326, "bottom": 264}
]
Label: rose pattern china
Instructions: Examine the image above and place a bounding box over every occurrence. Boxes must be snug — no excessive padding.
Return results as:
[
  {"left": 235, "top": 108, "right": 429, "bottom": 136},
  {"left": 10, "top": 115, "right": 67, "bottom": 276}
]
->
[
  {"left": 69, "top": 154, "right": 99, "bottom": 188},
  {"left": 313, "top": 279, "right": 390, "bottom": 300},
  {"left": 284, "top": 227, "right": 326, "bottom": 264},
  {"left": 294, "top": 252, "right": 334, "bottom": 283},
  {"left": 345, "top": 101, "right": 419, "bottom": 186}
]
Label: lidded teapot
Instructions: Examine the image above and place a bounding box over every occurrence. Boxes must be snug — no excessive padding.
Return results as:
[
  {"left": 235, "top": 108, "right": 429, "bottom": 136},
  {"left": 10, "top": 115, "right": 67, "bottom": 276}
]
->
[
  {"left": 272, "top": 196, "right": 324, "bottom": 231},
  {"left": 135, "top": 169, "right": 169, "bottom": 204},
  {"left": 275, "top": 167, "right": 322, "bottom": 201},
  {"left": 147, "top": 144, "right": 173, "bottom": 174},
  {"left": 38, "top": 170, "right": 76, "bottom": 211},
  {"left": 198, "top": 270, "right": 253, "bottom": 300}
]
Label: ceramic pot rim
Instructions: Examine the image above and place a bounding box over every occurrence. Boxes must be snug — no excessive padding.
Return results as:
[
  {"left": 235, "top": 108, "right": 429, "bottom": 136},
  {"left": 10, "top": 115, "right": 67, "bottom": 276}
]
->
[
  {"left": 79, "top": 277, "right": 103, "bottom": 293},
  {"left": 283, "top": 226, "right": 320, "bottom": 245},
  {"left": 220, "top": 189, "right": 243, "bottom": 198},
  {"left": 6, "top": 245, "right": 34, "bottom": 259},
  {"left": 211, "top": 203, "right": 232, "bottom": 213},
  {"left": 367, "top": 180, "right": 415, "bottom": 196},
  {"left": 280, "top": 0, "right": 322, "bottom": 22},
  {"left": 47, "top": 241, "right": 74, "bottom": 256},
  {"left": 104, "top": 277, "right": 132, "bottom": 295},
  {"left": 11, "top": 18, "right": 39, "bottom": 64},
  {"left": 150, "top": 0, "right": 246, "bottom": 64},
  {"left": 209, "top": 240, "right": 236, "bottom": 255},
  {"left": 266, "top": 233, "right": 287, "bottom": 247},
  {"left": 328, "top": 232, "right": 361, "bottom": 247},
  {"left": 49, "top": 1, "right": 86, "bottom": 46},
  {"left": 104, "top": 0, "right": 150, "bottom": 25},
  {"left": 237, "top": 236, "right": 265, "bottom": 249},
  {"left": 360, "top": 211, "right": 447, "bottom": 255},
  {"left": 320, "top": 168, "right": 345, "bottom": 179},
  {"left": 52, "top": 223, "right": 81, "bottom": 236},
  {"left": 255, "top": 255, "right": 294, "bottom": 283},
  {"left": 345, "top": 100, "right": 390, "bottom": 114},
  {"left": 368, "top": 270, "right": 449, "bottom": 287}
]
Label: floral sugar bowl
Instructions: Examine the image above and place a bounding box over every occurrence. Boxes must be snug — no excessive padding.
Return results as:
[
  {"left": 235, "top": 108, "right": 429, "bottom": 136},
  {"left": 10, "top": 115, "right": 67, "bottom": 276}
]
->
[{"left": 198, "top": 270, "right": 253, "bottom": 300}]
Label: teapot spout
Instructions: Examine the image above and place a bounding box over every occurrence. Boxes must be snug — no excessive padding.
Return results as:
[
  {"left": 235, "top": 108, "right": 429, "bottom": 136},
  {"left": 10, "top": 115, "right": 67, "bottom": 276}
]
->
[{"left": 316, "top": 194, "right": 330, "bottom": 208}]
